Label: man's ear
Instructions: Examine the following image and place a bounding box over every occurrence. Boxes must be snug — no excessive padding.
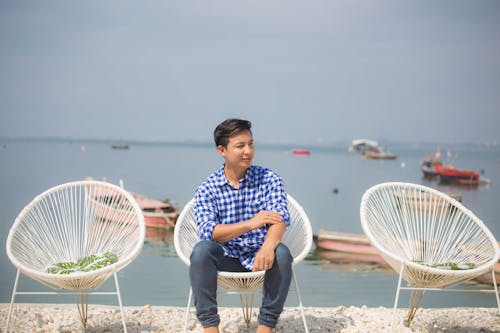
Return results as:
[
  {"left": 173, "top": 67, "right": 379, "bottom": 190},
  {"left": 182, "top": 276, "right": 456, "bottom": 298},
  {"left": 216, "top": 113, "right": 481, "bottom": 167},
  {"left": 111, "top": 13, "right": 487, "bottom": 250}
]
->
[{"left": 217, "top": 145, "right": 226, "bottom": 156}]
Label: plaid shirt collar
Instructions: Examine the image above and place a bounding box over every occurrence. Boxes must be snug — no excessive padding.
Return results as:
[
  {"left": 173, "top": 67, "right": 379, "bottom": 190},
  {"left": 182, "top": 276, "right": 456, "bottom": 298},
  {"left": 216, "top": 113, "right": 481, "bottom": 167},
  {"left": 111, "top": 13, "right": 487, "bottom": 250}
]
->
[{"left": 214, "top": 165, "right": 256, "bottom": 188}]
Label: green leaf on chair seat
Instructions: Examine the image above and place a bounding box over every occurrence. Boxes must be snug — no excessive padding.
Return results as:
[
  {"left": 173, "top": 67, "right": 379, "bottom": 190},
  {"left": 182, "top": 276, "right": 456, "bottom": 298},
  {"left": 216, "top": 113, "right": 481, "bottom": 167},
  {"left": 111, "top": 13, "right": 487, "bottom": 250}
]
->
[
  {"left": 412, "top": 260, "right": 476, "bottom": 270},
  {"left": 46, "top": 252, "right": 119, "bottom": 274}
]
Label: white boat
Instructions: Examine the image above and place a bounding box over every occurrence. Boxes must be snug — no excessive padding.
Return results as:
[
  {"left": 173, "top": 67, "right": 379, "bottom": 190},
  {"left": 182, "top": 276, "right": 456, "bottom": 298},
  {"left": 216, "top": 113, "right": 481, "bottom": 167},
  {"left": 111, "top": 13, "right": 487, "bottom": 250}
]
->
[
  {"left": 362, "top": 149, "right": 398, "bottom": 160},
  {"left": 348, "top": 139, "right": 379, "bottom": 153}
]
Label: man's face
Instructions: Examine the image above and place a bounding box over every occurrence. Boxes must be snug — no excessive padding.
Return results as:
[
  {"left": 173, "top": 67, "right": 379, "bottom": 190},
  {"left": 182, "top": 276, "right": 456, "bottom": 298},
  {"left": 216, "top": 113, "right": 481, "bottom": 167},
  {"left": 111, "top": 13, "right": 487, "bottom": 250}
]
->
[{"left": 218, "top": 130, "right": 255, "bottom": 169}]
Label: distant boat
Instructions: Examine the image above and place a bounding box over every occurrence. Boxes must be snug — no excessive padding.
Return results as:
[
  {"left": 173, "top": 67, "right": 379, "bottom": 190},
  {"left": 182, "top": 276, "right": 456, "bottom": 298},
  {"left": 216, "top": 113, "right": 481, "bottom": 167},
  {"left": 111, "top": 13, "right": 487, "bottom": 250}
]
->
[
  {"left": 362, "top": 149, "right": 397, "bottom": 160},
  {"left": 349, "top": 139, "right": 397, "bottom": 159},
  {"left": 435, "top": 164, "right": 481, "bottom": 185},
  {"left": 420, "top": 149, "right": 490, "bottom": 186},
  {"left": 291, "top": 149, "right": 310, "bottom": 155},
  {"left": 348, "top": 139, "right": 379, "bottom": 153},
  {"left": 111, "top": 144, "right": 129, "bottom": 150},
  {"left": 420, "top": 158, "right": 442, "bottom": 177},
  {"left": 420, "top": 148, "right": 443, "bottom": 178}
]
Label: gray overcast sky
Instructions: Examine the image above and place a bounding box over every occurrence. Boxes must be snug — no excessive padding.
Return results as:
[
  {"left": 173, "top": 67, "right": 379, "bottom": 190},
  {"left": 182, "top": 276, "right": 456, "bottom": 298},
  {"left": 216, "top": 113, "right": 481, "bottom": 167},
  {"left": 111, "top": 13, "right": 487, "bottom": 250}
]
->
[{"left": 1, "top": 0, "right": 499, "bottom": 145}]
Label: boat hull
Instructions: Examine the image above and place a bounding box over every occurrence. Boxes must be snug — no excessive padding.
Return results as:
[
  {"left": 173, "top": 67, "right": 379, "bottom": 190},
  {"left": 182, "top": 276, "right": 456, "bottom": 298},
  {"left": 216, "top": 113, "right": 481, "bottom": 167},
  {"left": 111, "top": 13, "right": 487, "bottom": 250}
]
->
[
  {"left": 362, "top": 151, "right": 397, "bottom": 160},
  {"left": 316, "top": 230, "right": 498, "bottom": 284},
  {"left": 420, "top": 159, "right": 441, "bottom": 178},
  {"left": 475, "top": 262, "right": 500, "bottom": 285},
  {"left": 435, "top": 164, "right": 480, "bottom": 185},
  {"left": 316, "top": 248, "right": 388, "bottom": 266},
  {"left": 315, "top": 239, "right": 380, "bottom": 256},
  {"left": 131, "top": 192, "right": 179, "bottom": 229},
  {"left": 143, "top": 211, "right": 178, "bottom": 229},
  {"left": 314, "top": 230, "right": 386, "bottom": 265}
]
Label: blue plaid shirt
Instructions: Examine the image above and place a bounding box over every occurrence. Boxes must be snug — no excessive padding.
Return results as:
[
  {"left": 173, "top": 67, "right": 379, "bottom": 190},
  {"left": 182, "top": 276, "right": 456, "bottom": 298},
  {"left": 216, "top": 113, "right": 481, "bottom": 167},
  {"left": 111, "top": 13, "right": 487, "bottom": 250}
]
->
[{"left": 194, "top": 164, "right": 290, "bottom": 270}]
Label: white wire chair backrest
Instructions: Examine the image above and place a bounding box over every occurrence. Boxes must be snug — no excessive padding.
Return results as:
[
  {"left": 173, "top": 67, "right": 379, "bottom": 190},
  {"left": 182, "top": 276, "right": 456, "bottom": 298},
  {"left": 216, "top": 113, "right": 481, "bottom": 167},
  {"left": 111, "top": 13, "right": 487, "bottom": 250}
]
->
[
  {"left": 174, "top": 194, "right": 313, "bottom": 267},
  {"left": 6, "top": 180, "right": 145, "bottom": 290},
  {"left": 282, "top": 195, "right": 314, "bottom": 265},
  {"left": 360, "top": 182, "right": 500, "bottom": 277}
]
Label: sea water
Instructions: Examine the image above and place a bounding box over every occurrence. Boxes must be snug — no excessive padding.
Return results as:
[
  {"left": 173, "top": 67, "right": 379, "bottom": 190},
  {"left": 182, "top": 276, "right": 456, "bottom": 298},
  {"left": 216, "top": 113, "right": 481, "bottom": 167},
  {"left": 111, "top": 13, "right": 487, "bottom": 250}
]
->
[{"left": 1, "top": 139, "right": 499, "bottom": 308}]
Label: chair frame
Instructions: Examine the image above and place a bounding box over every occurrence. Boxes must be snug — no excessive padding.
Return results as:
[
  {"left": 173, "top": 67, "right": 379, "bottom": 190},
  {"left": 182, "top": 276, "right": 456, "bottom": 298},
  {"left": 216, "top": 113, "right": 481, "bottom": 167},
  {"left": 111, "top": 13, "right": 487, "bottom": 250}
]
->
[
  {"left": 360, "top": 182, "right": 500, "bottom": 332},
  {"left": 4, "top": 180, "right": 145, "bottom": 332},
  {"left": 174, "top": 194, "right": 313, "bottom": 332}
]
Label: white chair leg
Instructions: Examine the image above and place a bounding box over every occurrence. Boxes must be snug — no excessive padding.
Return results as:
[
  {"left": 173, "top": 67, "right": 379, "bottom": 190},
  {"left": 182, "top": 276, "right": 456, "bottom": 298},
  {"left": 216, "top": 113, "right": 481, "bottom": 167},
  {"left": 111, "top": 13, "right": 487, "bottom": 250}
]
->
[
  {"left": 491, "top": 269, "right": 500, "bottom": 314},
  {"left": 5, "top": 268, "right": 21, "bottom": 333},
  {"left": 183, "top": 287, "right": 192, "bottom": 333},
  {"left": 292, "top": 267, "right": 309, "bottom": 333},
  {"left": 113, "top": 270, "right": 127, "bottom": 333},
  {"left": 391, "top": 264, "right": 405, "bottom": 333}
]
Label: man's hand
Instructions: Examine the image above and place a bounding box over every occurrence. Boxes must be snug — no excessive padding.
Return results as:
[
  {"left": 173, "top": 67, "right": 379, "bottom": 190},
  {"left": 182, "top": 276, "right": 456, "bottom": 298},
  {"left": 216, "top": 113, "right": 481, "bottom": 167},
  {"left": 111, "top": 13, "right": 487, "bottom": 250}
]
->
[
  {"left": 253, "top": 243, "right": 276, "bottom": 272},
  {"left": 252, "top": 212, "right": 286, "bottom": 272},
  {"left": 248, "top": 210, "right": 282, "bottom": 230}
]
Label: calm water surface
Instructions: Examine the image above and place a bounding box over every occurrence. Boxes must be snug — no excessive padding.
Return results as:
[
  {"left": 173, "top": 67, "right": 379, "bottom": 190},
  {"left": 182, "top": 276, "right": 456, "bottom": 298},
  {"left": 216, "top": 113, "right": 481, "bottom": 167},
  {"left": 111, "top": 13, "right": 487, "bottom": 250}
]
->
[{"left": 1, "top": 140, "right": 499, "bottom": 308}]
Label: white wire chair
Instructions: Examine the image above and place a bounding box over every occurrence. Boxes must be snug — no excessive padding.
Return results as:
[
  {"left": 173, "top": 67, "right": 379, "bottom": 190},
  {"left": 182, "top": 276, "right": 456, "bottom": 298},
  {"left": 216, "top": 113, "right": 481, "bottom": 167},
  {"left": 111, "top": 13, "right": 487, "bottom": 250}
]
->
[
  {"left": 5, "top": 180, "right": 145, "bottom": 332},
  {"left": 360, "top": 182, "right": 500, "bottom": 331},
  {"left": 174, "top": 194, "right": 313, "bottom": 332}
]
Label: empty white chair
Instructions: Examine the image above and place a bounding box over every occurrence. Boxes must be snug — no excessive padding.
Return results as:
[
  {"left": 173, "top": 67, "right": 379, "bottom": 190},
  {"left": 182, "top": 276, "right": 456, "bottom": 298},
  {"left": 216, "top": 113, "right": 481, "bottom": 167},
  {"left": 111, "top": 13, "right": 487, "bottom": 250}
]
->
[
  {"left": 174, "top": 194, "right": 313, "bottom": 332},
  {"left": 360, "top": 182, "right": 500, "bottom": 331},
  {"left": 5, "top": 180, "right": 145, "bottom": 332}
]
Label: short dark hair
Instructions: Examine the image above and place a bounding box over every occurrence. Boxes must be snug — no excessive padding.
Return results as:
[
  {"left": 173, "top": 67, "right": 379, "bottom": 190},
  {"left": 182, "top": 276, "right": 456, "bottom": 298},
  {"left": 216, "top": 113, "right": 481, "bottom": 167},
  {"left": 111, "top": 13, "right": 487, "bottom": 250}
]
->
[{"left": 213, "top": 118, "right": 252, "bottom": 147}]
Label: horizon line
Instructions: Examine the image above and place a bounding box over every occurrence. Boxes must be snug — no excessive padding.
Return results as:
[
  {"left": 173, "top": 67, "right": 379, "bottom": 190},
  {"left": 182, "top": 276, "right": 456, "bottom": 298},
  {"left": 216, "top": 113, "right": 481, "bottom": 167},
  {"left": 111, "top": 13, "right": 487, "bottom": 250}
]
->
[{"left": 1, "top": 135, "right": 499, "bottom": 149}]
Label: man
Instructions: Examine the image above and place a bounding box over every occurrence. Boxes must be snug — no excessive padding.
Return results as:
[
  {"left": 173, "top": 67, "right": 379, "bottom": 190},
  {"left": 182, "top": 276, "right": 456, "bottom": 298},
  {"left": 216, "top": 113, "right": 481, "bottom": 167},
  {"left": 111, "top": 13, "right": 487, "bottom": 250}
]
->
[{"left": 190, "top": 118, "right": 293, "bottom": 333}]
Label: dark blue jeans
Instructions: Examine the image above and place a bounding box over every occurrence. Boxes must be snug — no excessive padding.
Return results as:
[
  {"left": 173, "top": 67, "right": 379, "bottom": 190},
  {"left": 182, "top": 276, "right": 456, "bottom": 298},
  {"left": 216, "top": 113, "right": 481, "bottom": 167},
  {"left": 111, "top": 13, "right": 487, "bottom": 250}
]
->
[{"left": 189, "top": 240, "right": 293, "bottom": 328}]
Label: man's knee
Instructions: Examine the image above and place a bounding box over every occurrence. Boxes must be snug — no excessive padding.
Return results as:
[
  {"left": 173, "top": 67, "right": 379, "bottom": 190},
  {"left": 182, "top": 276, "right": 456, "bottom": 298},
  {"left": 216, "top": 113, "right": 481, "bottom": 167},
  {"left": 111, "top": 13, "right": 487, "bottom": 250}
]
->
[
  {"left": 275, "top": 243, "right": 293, "bottom": 266},
  {"left": 190, "top": 240, "right": 221, "bottom": 264}
]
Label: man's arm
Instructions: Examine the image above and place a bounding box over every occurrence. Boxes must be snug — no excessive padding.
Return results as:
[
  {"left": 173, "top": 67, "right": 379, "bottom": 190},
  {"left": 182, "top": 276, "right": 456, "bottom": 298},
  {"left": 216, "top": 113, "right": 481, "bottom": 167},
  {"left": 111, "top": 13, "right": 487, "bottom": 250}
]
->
[
  {"left": 212, "top": 210, "right": 282, "bottom": 243},
  {"left": 252, "top": 221, "right": 286, "bottom": 272},
  {"left": 251, "top": 174, "right": 289, "bottom": 271}
]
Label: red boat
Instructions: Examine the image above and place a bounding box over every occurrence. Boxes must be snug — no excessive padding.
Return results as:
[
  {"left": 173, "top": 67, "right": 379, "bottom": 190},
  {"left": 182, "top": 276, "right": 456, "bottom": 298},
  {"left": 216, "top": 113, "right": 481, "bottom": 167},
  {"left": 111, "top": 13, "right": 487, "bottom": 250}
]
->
[
  {"left": 87, "top": 178, "right": 180, "bottom": 229},
  {"left": 291, "top": 149, "right": 310, "bottom": 155},
  {"left": 131, "top": 192, "right": 179, "bottom": 229},
  {"left": 435, "top": 164, "right": 480, "bottom": 185},
  {"left": 420, "top": 149, "right": 443, "bottom": 178}
]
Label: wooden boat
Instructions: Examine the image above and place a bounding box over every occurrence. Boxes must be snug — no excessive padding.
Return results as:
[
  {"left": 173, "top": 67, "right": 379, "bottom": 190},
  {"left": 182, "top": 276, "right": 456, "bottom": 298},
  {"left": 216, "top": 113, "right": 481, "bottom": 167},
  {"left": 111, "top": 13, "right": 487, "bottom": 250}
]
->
[
  {"left": 394, "top": 191, "right": 462, "bottom": 212},
  {"left": 88, "top": 178, "right": 179, "bottom": 229},
  {"left": 315, "top": 248, "right": 388, "bottom": 266},
  {"left": 475, "top": 262, "right": 500, "bottom": 285},
  {"left": 291, "top": 149, "right": 310, "bottom": 155},
  {"left": 315, "top": 229, "right": 383, "bottom": 262},
  {"left": 315, "top": 230, "right": 499, "bottom": 284},
  {"left": 131, "top": 192, "right": 179, "bottom": 229},
  {"left": 474, "top": 242, "right": 500, "bottom": 285},
  {"left": 317, "top": 238, "right": 380, "bottom": 256}
]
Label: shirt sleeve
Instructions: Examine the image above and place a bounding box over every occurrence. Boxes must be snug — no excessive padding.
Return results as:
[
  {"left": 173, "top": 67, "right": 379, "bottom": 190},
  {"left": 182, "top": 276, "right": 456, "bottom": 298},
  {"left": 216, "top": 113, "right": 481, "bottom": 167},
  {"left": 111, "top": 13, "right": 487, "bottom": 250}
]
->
[
  {"left": 194, "top": 185, "right": 218, "bottom": 240},
  {"left": 266, "top": 173, "right": 290, "bottom": 228}
]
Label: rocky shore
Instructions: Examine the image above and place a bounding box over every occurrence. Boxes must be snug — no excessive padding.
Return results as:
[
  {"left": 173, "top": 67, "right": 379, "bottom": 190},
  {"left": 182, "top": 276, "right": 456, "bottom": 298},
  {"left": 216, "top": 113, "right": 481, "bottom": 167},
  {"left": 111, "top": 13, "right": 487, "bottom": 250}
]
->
[{"left": 1, "top": 304, "right": 499, "bottom": 332}]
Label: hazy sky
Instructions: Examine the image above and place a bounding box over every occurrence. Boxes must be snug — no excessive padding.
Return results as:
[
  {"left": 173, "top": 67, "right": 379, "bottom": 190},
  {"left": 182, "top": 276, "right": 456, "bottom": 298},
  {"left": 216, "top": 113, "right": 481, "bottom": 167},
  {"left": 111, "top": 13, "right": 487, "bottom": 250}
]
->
[{"left": 1, "top": 1, "right": 499, "bottom": 145}]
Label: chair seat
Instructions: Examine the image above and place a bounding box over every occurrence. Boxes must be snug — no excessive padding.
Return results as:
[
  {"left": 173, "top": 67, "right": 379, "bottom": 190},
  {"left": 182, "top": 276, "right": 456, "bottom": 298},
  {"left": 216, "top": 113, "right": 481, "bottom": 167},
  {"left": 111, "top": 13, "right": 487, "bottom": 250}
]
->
[{"left": 217, "top": 270, "right": 265, "bottom": 291}]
